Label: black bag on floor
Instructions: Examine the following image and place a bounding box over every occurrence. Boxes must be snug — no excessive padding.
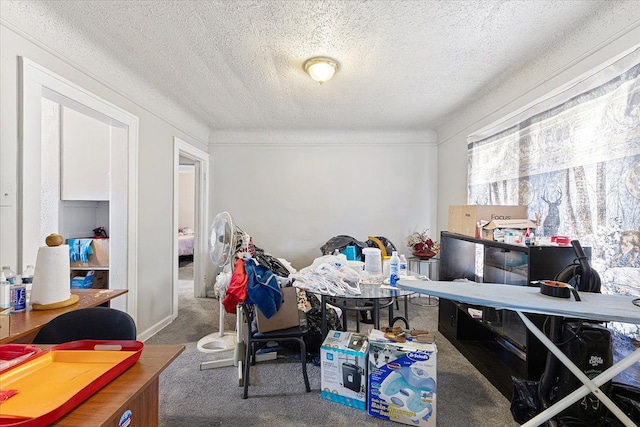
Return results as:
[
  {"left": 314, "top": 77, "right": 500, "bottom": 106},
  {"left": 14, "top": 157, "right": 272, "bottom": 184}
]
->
[
  {"left": 302, "top": 292, "right": 343, "bottom": 355},
  {"left": 511, "top": 377, "right": 541, "bottom": 424},
  {"left": 605, "top": 382, "right": 640, "bottom": 426}
]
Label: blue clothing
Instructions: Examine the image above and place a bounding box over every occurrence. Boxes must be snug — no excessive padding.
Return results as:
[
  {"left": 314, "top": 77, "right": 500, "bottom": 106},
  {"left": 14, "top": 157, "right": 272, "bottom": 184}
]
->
[{"left": 244, "top": 259, "right": 282, "bottom": 319}]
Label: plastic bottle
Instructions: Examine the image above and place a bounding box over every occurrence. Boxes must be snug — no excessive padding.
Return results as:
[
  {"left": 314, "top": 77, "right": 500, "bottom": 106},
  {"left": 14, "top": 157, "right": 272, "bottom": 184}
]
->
[
  {"left": 399, "top": 254, "right": 408, "bottom": 278},
  {"left": 382, "top": 256, "right": 391, "bottom": 277},
  {"left": 0, "top": 272, "right": 11, "bottom": 309},
  {"left": 389, "top": 251, "right": 400, "bottom": 287},
  {"left": 11, "top": 276, "right": 26, "bottom": 312},
  {"left": 21, "top": 265, "right": 34, "bottom": 291},
  {"left": 1, "top": 266, "right": 16, "bottom": 285}
]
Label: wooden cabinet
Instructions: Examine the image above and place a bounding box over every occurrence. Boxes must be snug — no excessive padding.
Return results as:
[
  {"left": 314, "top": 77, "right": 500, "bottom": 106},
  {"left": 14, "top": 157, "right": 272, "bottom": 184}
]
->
[{"left": 437, "top": 231, "right": 590, "bottom": 398}]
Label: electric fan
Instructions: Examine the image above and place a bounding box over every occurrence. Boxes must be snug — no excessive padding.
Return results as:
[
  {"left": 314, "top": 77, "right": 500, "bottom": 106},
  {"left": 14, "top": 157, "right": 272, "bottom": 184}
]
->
[{"left": 197, "top": 211, "right": 247, "bottom": 373}]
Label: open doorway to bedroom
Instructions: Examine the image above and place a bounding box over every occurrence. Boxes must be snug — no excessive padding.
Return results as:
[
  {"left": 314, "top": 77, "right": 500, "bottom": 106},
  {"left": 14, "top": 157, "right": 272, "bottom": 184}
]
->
[{"left": 173, "top": 138, "right": 209, "bottom": 320}]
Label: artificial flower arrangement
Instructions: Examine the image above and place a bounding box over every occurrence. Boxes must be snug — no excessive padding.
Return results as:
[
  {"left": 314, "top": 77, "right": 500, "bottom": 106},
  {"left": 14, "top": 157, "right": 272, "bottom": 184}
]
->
[{"left": 406, "top": 229, "right": 440, "bottom": 259}]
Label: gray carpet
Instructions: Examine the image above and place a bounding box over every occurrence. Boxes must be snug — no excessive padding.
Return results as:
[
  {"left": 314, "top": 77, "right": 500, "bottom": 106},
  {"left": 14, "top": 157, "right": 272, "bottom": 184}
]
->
[{"left": 145, "top": 261, "right": 518, "bottom": 426}]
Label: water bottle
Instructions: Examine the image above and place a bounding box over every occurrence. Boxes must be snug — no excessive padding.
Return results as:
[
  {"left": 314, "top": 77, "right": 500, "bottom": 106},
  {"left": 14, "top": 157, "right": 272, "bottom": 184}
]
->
[
  {"left": 399, "top": 254, "right": 408, "bottom": 278},
  {"left": 1, "top": 266, "right": 16, "bottom": 285},
  {"left": 389, "top": 251, "right": 400, "bottom": 287},
  {"left": 22, "top": 265, "right": 34, "bottom": 291},
  {"left": 11, "top": 277, "right": 26, "bottom": 312},
  {"left": 0, "top": 272, "right": 11, "bottom": 309}
]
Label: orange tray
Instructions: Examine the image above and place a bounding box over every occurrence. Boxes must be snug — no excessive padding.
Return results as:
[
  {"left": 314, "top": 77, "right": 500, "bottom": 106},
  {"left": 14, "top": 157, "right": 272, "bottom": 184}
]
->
[{"left": 0, "top": 340, "right": 144, "bottom": 426}]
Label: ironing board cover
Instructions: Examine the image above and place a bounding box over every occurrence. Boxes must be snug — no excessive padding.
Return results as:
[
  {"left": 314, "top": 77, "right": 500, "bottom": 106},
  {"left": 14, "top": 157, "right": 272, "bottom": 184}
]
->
[{"left": 0, "top": 340, "right": 144, "bottom": 426}]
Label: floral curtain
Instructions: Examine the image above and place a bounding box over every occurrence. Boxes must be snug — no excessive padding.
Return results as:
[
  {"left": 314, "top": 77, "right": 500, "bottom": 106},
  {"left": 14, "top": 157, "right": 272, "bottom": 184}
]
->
[{"left": 467, "top": 46, "right": 640, "bottom": 387}]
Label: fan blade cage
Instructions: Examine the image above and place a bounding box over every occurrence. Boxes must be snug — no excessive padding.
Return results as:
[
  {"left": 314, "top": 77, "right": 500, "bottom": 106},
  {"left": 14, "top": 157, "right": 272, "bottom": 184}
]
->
[{"left": 208, "top": 212, "right": 235, "bottom": 267}]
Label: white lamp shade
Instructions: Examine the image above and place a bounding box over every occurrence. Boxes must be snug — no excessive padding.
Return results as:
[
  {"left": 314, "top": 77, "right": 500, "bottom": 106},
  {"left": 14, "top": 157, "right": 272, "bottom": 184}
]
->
[{"left": 304, "top": 57, "right": 338, "bottom": 84}]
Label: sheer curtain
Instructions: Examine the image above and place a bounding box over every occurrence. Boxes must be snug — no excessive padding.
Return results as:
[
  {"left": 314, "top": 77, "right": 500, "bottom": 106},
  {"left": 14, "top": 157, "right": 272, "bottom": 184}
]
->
[{"left": 467, "top": 46, "right": 640, "bottom": 387}]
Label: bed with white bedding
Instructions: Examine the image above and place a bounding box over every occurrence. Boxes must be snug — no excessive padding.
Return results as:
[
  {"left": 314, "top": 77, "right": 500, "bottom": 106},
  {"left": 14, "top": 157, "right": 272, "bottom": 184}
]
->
[{"left": 178, "top": 228, "right": 195, "bottom": 256}]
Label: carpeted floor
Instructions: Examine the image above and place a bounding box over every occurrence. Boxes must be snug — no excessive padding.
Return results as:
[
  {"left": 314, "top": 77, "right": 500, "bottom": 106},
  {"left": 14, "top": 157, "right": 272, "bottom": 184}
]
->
[{"left": 145, "top": 261, "right": 518, "bottom": 426}]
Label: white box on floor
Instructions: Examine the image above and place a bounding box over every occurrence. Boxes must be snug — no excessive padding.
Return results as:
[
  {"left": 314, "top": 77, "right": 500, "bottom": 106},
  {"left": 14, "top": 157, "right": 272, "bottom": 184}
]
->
[
  {"left": 368, "top": 330, "right": 437, "bottom": 426},
  {"left": 320, "top": 330, "right": 368, "bottom": 410}
]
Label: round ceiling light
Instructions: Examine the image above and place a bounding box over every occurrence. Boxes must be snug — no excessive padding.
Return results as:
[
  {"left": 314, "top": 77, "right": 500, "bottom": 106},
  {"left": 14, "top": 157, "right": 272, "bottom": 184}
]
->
[{"left": 303, "top": 57, "right": 339, "bottom": 84}]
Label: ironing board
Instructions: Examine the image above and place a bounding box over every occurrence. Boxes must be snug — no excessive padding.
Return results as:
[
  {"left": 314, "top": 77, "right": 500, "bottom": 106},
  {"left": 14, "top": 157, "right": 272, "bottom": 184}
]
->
[{"left": 396, "top": 279, "right": 640, "bottom": 427}]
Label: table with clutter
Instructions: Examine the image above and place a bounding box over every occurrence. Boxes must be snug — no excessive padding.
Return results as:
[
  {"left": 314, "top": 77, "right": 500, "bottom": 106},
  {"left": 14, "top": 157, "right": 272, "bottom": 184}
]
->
[{"left": 290, "top": 251, "right": 420, "bottom": 340}]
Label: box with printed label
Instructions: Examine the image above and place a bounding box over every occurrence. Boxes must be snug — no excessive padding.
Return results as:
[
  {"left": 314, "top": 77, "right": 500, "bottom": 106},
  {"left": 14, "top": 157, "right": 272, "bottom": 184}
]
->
[
  {"left": 368, "top": 330, "right": 437, "bottom": 426},
  {"left": 70, "top": 270, "right": 94, "bottom": 289},
  {"left": 448, "top": 205, "right": 527, "bottom": 238},
  {"left": 321, "top": 330, "right": 368, "bottom": 410}
]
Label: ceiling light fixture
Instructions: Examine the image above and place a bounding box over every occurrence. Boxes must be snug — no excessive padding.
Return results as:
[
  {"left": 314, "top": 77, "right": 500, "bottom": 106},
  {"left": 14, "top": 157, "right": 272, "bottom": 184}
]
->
[{"left": 303, "top": 57, "right": 339, "bottom": 84}]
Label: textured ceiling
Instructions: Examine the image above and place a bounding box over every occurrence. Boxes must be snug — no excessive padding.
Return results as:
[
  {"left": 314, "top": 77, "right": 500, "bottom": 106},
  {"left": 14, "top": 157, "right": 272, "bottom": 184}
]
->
[{"left": 0, "top": 0, "right": 616, "bottom": 133}]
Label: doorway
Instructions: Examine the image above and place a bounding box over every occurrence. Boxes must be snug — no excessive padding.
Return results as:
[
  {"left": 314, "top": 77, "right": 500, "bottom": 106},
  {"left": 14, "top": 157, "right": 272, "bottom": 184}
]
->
[
  {"left": 173, "top": 138, "right": 209, "bottom": 319},
  {"left": 20, "top": 57, "right": 138, "bottom": 318}
]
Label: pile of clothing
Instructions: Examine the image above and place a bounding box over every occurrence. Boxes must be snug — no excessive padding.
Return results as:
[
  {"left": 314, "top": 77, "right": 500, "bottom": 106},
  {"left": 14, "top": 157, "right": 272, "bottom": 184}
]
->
[
  {"left": 218, "top": 246, "right": 343, "bottom": 355},
  {"left": 222, "top": 256, "right": 283, "bottom": 319}
]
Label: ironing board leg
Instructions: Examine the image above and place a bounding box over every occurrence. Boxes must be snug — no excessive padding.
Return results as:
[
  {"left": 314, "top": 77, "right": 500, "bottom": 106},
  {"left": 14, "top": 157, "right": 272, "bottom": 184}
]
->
[{"left": 517, "top": 311, "right": 639, "bottom": 427}]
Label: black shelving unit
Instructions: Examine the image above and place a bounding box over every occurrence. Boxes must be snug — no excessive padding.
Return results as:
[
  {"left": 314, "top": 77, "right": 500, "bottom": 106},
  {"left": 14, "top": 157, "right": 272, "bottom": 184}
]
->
[{"left": 437, "top": 231, "right": 590, "bottom": 398}]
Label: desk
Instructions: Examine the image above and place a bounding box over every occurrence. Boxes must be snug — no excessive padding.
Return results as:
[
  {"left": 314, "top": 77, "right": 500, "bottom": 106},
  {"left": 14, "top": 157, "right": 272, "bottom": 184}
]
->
[
  {"left": 314, "top": 284, "right": 414, "bottom": 339},
  {"left": 397, "top": 279, "right": 640, "bottom": 427},
  {"left": 1, "top": 288, "right": 128, "bottom": 344},
  {"left": 53, "top": 344, "right": 184, "bottom": 427}
]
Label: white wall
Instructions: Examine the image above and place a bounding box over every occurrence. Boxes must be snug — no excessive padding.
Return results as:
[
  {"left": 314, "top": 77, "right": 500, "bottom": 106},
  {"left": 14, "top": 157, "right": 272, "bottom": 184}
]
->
[
  {"left": 435, "top": 5, "right": 640, "bottom": 234},
  {"left": 0, "top": 23, "right": 209, "bottom": 338},
  {"left": 178, "top": 168, "right": 195, "bottom": 230},
  {"left": 209, "top": 130, "right": 438, "bottom": 270}
]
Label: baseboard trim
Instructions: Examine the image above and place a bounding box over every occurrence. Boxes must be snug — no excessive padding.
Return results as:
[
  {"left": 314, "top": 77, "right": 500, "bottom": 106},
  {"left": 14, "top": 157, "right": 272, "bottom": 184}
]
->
[{"left": 138, "top": 315, "right": 174, "bottom": 342}]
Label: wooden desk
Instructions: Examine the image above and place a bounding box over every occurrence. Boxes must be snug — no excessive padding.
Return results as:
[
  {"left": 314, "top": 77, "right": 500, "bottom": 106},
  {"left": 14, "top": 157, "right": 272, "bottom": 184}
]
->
[
  {"left": 53, "top": 344, "right": 184, "bottom": 427},
  {"left": 1, "top": 288, "right": 128, "bottom": 344}
]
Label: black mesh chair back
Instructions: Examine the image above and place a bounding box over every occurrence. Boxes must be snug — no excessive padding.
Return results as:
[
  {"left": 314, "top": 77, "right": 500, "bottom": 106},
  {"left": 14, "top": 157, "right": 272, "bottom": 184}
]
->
[
  {"left": 241, "top": 303, "right": 310, "bottom": 399},
  {"left": 32, "top": 307, "right": 137, "bottom": 344}
]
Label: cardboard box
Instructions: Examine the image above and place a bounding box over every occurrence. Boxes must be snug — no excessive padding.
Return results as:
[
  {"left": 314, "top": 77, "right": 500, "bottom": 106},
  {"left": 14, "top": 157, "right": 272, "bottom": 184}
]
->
[
  {"left": 92, "top": 270, "right": 109, "bottom": 289},
  {"left": 71, "top": 270, "right": 94, "bottom": 289},
  {"left": 483, "top": 219, "right": 537, "bottom": 242},
  {"left": 256, "top": 286, "right": 300, "bottom": 332},
  {"left": 448, "top": 205, "right": 527, "bottom": 238},
  {"left": 69, "top": 238, "right": 109, "bottom": 267},
  {"left": 91, "top": 239, "right": 109, "bottom": 266},
  {"left": 321, "top": 330, "right": 368, "bottom": 410},
  {"left": 368, "top": 329, "right": 437, "bottom": 426},
  {"left": 0, "top": 308, "right": 10, "bottom": 340}
]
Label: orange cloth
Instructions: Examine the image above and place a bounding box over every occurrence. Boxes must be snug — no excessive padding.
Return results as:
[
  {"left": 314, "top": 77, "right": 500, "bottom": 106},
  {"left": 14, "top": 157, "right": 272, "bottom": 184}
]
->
[{"left": 222, "top": 258, "right": 248, "bottom": 313}]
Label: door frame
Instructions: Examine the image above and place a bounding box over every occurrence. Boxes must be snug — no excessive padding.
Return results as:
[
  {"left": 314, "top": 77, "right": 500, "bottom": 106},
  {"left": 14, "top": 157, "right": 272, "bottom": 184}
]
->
[
  {"left": 20, "top": 57, "right": 139, "bottom": 318},
  {"left": 173, "top": 138, "right": 209, "bottom": 317}
]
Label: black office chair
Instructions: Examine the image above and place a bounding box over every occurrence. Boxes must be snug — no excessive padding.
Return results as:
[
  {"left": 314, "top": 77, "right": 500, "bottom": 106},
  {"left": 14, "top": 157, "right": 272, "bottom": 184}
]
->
[
  {"left": 32, "top": 307, "right": 137, "bottom": 344},
  {"left": 241, "top": 304, "right": 310, "bottom": 399}
]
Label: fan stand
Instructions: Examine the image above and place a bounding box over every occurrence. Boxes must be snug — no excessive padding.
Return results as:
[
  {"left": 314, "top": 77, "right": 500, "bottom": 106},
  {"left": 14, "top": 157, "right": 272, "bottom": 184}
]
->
[
  {"left": 199, "top": 303, "right": 276, "bottom": 386},
  {"left": 199, "top": 212, "right": 276, "bottom": 385},
  {"left": 196, "top": 299, "right": 237, "bottom": 353},
  {"left": 198, "top": 269, "right": 248, "bottom": 379}
]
